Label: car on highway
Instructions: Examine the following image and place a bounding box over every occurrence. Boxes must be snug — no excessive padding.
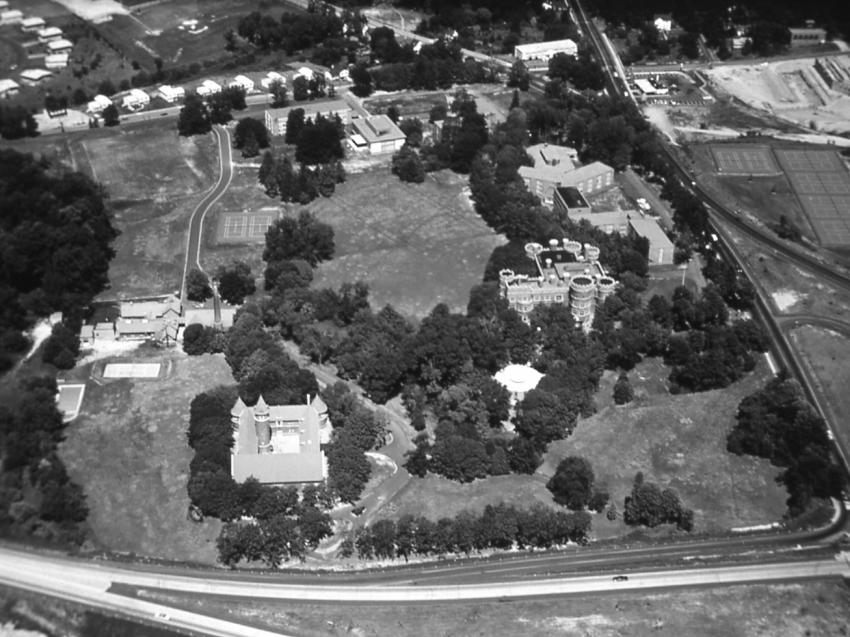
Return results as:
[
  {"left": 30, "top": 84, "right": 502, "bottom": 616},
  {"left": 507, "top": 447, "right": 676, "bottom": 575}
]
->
[{"left": 612, "top": 575, "right": 629, "bottom": 582}]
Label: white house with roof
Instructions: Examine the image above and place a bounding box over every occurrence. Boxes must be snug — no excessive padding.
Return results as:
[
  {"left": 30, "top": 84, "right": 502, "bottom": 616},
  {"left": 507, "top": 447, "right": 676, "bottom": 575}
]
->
[
  {"left": 350, "top": 115, "right": 406, "bottom": 155},
  {"left": 87, "top": 94, "right": 112, "bottom": 113},
  {"left": 0, "top": 1, "right": 9, "bottom": 11},
  {"left": 122, "top": 88, "right": 150, "bottom": 110},
  {"left": 20, "top": 16, "right": 46, "bottom": 32},
  {"left": 196, "top": 79, "right": 222, "bottom": 97},
  {"left": 229, "top": 74, "right": 254, "bottom": 92},
  {"left": 158, "top": 84, "right": 185, "bottom": 103},
  {"left": 0, "top": 9, "right": 23, "bottom": 25},
  {"left": 19, "top": 68, "right": 52, "bottom": 86},
  {"left": 653, "top": 14, "right": 673, "bottom": 35},
  {"left": 37, "top": 26, "right": 63, "bottom": 42},
  {"left": 0, "top": 78, "right": 20, "bottom": 98},
  {"left": 45, "top": 53, "right": 69, "bottom": 70},
  {"left": 515, "top": 39, "right": 577, "bottom": 62},
  {"left": 230, "top": 394, "right": 332, "bottom": 485},
  {"left": 260, "top": 71, "right": 285, "bottom": 90}
]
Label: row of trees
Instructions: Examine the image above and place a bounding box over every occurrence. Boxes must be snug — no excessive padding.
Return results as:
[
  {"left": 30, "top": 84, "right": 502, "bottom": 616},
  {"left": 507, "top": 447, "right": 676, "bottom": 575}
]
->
[
  {"left": 177, "top": 87, "right": 247, "bottom": 137},
  {"left": 727, "top": 376, "right": 846, "bottom": 516},
  {"left": 350, "top": 503, "right": 591, "bottom": 560}
]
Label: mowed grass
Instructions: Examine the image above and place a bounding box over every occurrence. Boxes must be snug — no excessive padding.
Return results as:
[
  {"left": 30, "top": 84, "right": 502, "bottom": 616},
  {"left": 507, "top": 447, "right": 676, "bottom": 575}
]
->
[
  {"left": 59, "top": 350, "right": 235, "bottom": 564},
  {"left": 306, "top": 169, "right": 506, "bottom": 319},
  {"left": 140, "top": 580, "right": 850, "bottom": 637},
  {"left": 542, "top": 358, "right": 787, "bottom": 537},
  {"left": 791, "top": 325, "right": 850, "bottom": 467},
  {"left": 72, "top": 125, "right": 218, "bottom": 299}
]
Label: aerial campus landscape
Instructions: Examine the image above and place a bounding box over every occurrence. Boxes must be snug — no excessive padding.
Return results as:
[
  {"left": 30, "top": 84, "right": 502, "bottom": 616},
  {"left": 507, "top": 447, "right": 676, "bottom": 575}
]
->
[{"left": 2, "top": 0, "right": 850, "bottom": 636}]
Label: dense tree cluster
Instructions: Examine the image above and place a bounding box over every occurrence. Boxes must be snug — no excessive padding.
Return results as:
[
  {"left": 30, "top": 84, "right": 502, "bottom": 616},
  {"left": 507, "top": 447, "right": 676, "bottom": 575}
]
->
[
  {"left": 185, "top": 268, "right": 212, "bottom": 302},
  {"left": 215, "top": 260, "right": 256, "bottom": 305},
  {"left": 182, "top": 322, "right": 226, "bottom": 356},
  {"left": 42, "top": 321, "right": 81, "bottom": 370},
  {"left": 391, "top": 145, "right": 426, "bottom": 183},
  {"left": 546, "top": 457, "right": 609, "bottom": 511},
  {"left": 0, "top": 150, "right": 117, "bottom": 371},
  {"left": 547, "top": 47, "right": 606, "bottom": 91},
  {"left": 727, "top": 377, "right": 846, "bottom": 516},
  {"left": 177, "top": 87, "right": 247, "bottom": 136},
  {"left": 0, "top": 105, "right": 38, "bottom": 139},
  {"left": 418, "top": 90, "right": 490, "bottom": 174},
  {"left": 233, "top": 117, "right": 270, "bottom": 158},
  {"left": 623, "top": 472, "right": 694, "bottom": 531},
  {"left": 258, "top": 151, "right": 346, "bottom": 204},
  {"left": 0, "top": 377, "right": 88, "bottom": 544},
  {"left": 353, "top": 502, "right": 590, "bottom": 560},
  {"left": 263, "top": 212, "right": 335, "bottom": 269}
]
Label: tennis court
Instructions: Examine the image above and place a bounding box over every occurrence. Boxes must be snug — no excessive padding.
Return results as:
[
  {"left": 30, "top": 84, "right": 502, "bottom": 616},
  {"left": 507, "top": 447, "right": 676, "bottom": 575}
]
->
[
  {"left": 217, "top": 211, "right": 276, "bottom": 243},
  {"left": 774, "top": 149, "right": 850, "bottom": 246},
  {"left": 711, "top": 146, "right": 780, "bottom": 175},
  {"left": 103, "top": 363, "right": 162, "bottom": 378}
]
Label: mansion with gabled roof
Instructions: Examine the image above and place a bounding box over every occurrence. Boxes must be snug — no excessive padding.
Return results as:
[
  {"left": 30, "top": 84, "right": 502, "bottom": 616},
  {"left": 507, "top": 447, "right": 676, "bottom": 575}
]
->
[{"left": 230, "top": 394, "right": 332, "bottom": 485}]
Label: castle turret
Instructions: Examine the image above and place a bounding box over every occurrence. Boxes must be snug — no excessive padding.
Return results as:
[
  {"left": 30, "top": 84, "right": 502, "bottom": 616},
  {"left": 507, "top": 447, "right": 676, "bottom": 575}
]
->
[
  {"left": 253, "top": 395, "right": 272, "bottom": 453},
  {"left": 596, "top": 276, "right": 617, "bottom": 305},
  {"left": 231, "top": 396, "right": 246, "bottom": 426},
  {"left": 569, "top": 275, "right": 596, "bottom": 326}
]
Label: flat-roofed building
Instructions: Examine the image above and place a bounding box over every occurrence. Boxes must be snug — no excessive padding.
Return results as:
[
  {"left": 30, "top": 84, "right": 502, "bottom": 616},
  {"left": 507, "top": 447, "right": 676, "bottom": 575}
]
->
[
  {"left": 229, "top": 74, "right": 254, "bottom": 92},
  {"left": 566, "top": 208, "right": 674, "bottom": 266},
  {"left": 0, "top": 9, "right": 23, "bottom": 25},
  {"left": 518, "top": 143, "right": 579, "bottom": 206},
  {"left": 350, "top": 114, "right": 406, "bottom": 154},
  {"left": 20, "top": 16, "right": 46, "bottom": 32},
  {"left": 44, "top": 53, "right": 69, "bottom": 69},
  {"left": 264, "top": 99, "right": 351, "bottom": 136},
  {"left": 195, "top": 79, "right": 222, "bottom": 97},
  {"left": 87, "top": 94, "right": 112, "bottom": 113},
  {"left": 515, "top": 39, "right": 577, "bottom": 62},
  {"left": 553, "top": 186, "right": 592, "bottom": 216},
  {"left": 37, "top": 26, "right": 63, "bottom": 42},
  {"left": 46, "top": 38, "right": 73, "bottom": 54},
  {"left": 19, "top": 68, "right": 52, "bottom": 86},
  {"left": 121, "top": 88, "right": 150, "bottom": 110},
  {"left": 790, "top": 27, "right": 827, "bottom": 47}
]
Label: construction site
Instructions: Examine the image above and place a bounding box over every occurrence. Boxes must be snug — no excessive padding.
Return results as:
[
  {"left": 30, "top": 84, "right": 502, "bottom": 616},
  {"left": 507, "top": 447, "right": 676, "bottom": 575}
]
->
[{"left": 704, "top": 54, "right": 850, "bottom": 134}]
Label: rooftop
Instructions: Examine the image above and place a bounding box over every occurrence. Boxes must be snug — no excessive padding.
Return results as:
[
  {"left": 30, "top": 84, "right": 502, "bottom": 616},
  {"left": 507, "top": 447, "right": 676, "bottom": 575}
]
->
[
  {"left": 494, "top": 364, "right": 543, "bottom": 394},
  {"left": 266, "top": 99, "right": 350, "bottom": 118},
  {"left": 561, "top": 161, "right": 613, "bottom": 184},
  {"left": 555, "top": 186, "right": 589, "bottom": 209},
  {"left": 351, "top": 114, "right": 405, "bottom": 144},
  {"left": 515, "top": 39, "right": 577, "bottom": 54}
]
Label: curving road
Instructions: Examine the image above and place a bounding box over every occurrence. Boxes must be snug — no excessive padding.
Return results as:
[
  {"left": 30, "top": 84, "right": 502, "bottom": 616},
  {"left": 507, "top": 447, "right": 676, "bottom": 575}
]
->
[{"left": 180, "top": 124, "right": 233, "bottom": 302}]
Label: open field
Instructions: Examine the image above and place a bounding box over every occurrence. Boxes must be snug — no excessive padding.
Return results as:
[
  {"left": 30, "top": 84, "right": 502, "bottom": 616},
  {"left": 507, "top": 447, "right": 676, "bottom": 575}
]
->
[
  {"left": 542, "top": 358, "right": 786, "bottom": 537},
  {"left": 790, "top": 325, "right": 850, "bottom": 466},
  {"left": 138, "top": 580, "right": 850, "bottom": 637},
  {"left": 384, "top": 358, "right": 785, "bottom": 537},
  {"left": 69, "top": 124, "right": 218, "bottom": 299},
  {"left": 59, "top": 349, "right": 234, "bottom": 563}
]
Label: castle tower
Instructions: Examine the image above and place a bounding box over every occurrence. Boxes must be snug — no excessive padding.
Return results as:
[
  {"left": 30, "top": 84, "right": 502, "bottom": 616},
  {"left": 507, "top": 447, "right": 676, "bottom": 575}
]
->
[
  {"left": 596, "top": 276, "right": 617, "bottom": 305},
  {"left": 569, "top": 274, "right": 596, "bottom": 326},
  {"left": 253, "top": 394, "right": 272, "bottom": 453},
  {"left": 230, "top": 396, "right": 246, "bottom": 427}
]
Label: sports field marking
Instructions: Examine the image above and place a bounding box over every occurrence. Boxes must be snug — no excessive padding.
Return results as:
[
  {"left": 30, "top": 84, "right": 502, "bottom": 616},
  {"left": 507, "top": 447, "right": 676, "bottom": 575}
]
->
[
  {"left": 250, "top": 214, "right": 273, "bottom": 237},
  {"left": 103, "top": 363, "right": 162, "bottom": 378},
  {"left": 710, "top": 146, "right": 779, "bottom": 175},
  {"left": 56, "top": 384, "right": 86, "bottom": 422},
  {"left": 218, "top": 212, "right": 275, "bottom": 243}
]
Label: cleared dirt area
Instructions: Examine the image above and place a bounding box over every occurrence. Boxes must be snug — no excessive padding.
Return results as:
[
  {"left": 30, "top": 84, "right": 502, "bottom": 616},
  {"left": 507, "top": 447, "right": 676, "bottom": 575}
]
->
[
  {"left": 138, "top": 580, "right": 850, "bottom": 637},
  {"left": 59, "top": 349, "right": 234, "bottom": 563}
]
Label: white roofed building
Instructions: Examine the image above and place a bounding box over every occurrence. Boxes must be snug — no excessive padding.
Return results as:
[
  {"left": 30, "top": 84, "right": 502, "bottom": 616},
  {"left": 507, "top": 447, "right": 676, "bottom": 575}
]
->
[
  {"left": 0, "top": 10, "right": 23, "bottom": 25},
  {"left": 0, "top": 78, "right": 20, "bottom": 98},
  {"left": 515, "top": 39, "right": 577, "bottom": 62},
  {"left": 494, "top": 364, "right": 544, "bottom": 405},
  {"left": 46, "top": 38, "right": 73, "bottom": 54},
  {"left": 196, "top": 79, "right": 222, "bottom": 96},
  {"left": 229, "top": 74, "right": 254, "bottom": 92},
  {"left": 20, "top": 16, "right": 46, "bottom": 32},
  {"left": 158, "top": 84, "right": 185, "bottom": 103},
  {"left": 121, "top": 88, "right": 150, "bottom": 110},
  {"left": 87, "top": 94, "right": 112, "bottom": 113},
  {"left": 350, "top": 115, "right": 406, "bottom": 155},
  {"left": 19, "top": 68, "right": 52, "bottom": 85},
  {"left": 260, "top": 71, "right": 285, "bottom": 89},
  {"left": 264, "top": 99, "right": 351, "bottom": 137},
  {"left": 37, "top": 26, "right": 63, "bottom": 42},
  {"left": 44, "top": 53, "right": 69, "bottom": 69}
]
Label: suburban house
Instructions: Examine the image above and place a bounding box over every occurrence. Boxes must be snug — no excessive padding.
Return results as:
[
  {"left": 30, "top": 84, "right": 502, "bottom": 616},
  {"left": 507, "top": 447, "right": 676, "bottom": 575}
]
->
[
  {"left": 44, "top": 53, "right": 69, "bottom": 70},
  {"left": 230, "top": 394, "right": 332, "bottom": 485},
  {"left": 19, "top": 68, "right": 52, "bottom": 86},
  {"left": 553, "top": 186, "right": 592, "bottom": 216},
  {"left": 653, "top": 14, "right": 673, "bottom": 35},
  {"left": 122, "top": 88, "right": 150, "bottom": 110},
  {"left": 560, "top": 161, "right": 615, "bottom": 195},
  {"left": 514, "top": 39, "right": 577, "bottom": 62},
  {"left": 518, "top": 143, "right": 580, "bottom": 206},
  {"left": 20, "top": 16, "right": 46, "bottom": 32},
  {"left": 0, "top": 78, "right": 20, "bottom": 99},
  {"left": 566, "top": 208, "right": 675, "bottom": 266},
  {"left": 260, "top": 71, "right": 285, "bottom": 90},
  {"left": 87, "top": 94, "right": 112, "bottom": 113},
  {"left": 0, "top": 10, "right": 23, "bottom": 25},
  {"left": 349, "top": 114, "right": 406, "bottom": 155},
  {"left": 158, "top": 84, "right": 185, "bottom": 103},
  {"left": 229, "top": 74, "right": 254, "bottom": 92},
  {"left": 196, "top": 79, "right": 222, "bottom": 97},
  {"left": 264, "top": 99, "right": 351, "bottom": 136},
  {"left": 114, "top": 295, "right": 181, "bottom": 342},
  {"left": 37, "top": 26, "right": 63, "bottom": 42},
  {"left": 46, "top": 38, "right": 73, "bottom": 54}
]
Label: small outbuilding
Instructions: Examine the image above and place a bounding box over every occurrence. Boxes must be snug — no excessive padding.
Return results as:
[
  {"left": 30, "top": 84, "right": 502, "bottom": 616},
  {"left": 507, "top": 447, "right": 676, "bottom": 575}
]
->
[{"left": 494, "top": 364, "right": 544, "bottom": 405}]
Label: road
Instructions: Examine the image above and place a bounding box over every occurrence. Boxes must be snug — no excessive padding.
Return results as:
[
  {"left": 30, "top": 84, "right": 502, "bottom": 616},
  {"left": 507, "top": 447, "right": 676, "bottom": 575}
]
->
[{"left": 180, "top": 124, "right": 233, "bottom": 301}]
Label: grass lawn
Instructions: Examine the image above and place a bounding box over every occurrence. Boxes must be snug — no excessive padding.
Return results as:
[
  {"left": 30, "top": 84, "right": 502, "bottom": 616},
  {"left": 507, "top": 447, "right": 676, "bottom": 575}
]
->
[
  {"left": 136, "top": 580, "right": 850, "bottom": 637},
  {"left": 790, "top": 325, "right": 850, "bottom": 468},
  {"left": 71, "top": 124, "right": 218, "bottom": 299},
  {"left": 306, "top": 169, "right": 506, "bottom": 319},
  {"left": 542, "top": 358, "right": 787, "bottom": 537},
  {"left": 59, "top": 348, "right": 235, "bottom": 564}
]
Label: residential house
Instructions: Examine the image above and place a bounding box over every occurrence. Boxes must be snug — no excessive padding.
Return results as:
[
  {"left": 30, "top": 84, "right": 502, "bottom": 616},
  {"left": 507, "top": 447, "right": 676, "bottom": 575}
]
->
[
  {"left": 87, "top": 94, "right": 112, "bottom": 114},
  {"left": 46, "top": 38, "right": 73, "bottom": 54},
  {"left": 158, "top": 84, "right": 185, "bottom": 103},
  {"left": 195, "top": 79, "right": 222, "bottom": 97},
  {"left": 0, "top": 78, "right": 20, "bottom": 99},
  {"left": 37, "top": 26, "right": 63, "bottom": 42},
  {"left": 44, "top": 53, "right": 69, "bottom": 70},
  {"left": 0, "top": 10, "right": 23, "bottom": 25},
  {"left": 20, "top": 16, "right": 45, "bottom": 32},
  {"left": 260, "top": 71, "right": 285, "bottom": 90},
  {"left": 229, "top": 74, "right": 254, "bottom": 93},
  {"left": 122, "top": 88, "right": 150, "bottom": 110},
  {"left": 230, "top": 394, "right": 332, "bottom": 485},
  {"left": 19, "top": 68, "right": 52, "bottom": 86}
]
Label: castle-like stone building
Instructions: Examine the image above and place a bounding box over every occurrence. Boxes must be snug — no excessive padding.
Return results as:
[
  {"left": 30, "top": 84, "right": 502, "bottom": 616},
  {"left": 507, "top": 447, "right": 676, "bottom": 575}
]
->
[{"left": 499, "top": 239, "right": 617, "bottom": 328}]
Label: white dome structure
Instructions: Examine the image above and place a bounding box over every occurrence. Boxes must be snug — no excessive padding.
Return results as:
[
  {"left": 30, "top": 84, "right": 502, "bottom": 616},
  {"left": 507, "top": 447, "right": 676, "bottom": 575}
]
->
[{"left": 494, "top": 364, "right": 544, "bottom": 404}]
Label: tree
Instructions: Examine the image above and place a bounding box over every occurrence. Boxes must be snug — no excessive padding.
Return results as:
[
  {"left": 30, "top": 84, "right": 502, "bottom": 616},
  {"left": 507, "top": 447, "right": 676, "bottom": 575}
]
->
[
  {"left": 623, "top": 473, "right": 693, "bottom": 530},
  {"left": 263, "top": 212, "right": 335, "bottom": 267},
  {"left": 269, "top": 80, "right": 288, "bottom": 108},
  {"left": 547, "top": 456, "right": 595, "bottom": 510},
  {"left": 186, "top": 268, "right": 212, "bottom": 302},
  {"left": 215, "top": 261, "right": 255, "bottom": 305},
  {"left": 177, "top": 93, "right": 211, "bottom": 136},
  {"left": 101, "top": 104, "right": 120, "bottom": 127},
  {"left": 183, "top": 323, "right": 212, "bottom": 356},
  {"left": 234, "top": 117, "right": 270, "bottom": 153},
  {"left": 295, "top": 114, "right": 344, "bottom": 164},
  {"left": 42, "top": 323, "right": 80, "bottom": 369},
  {"left": 514, "top": 389, "right": 577, "bottom": 450},
  {"left": 507, "top": 60, "right": 530, "bottom": 91},
  {"left": 391, "top": 145, "right": 425, "bottom": 183},
  {"left": 429, "top": 435, "right": 489, "bottom": 482},
  {"left": 284, "top": 108, "right": 305, "bottom": 145},
  {"left": 98, "top": 79, "right": 117, "bottom": 96},
  {"left": 350, "top": 63, "right": 373, "bottom": 97},
  {"left": 292, "top": 76, "right": 309, "bottom": 102},
  {"left": 613, "top": 372, "right": 634, "bottom": 405}
]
